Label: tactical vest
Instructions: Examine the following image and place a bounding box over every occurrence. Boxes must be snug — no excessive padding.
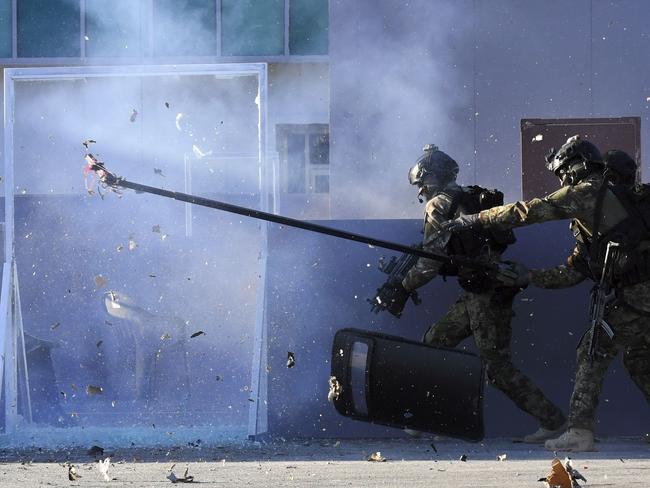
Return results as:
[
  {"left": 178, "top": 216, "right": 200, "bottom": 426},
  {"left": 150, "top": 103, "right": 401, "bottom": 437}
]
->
[
  {"left": 438, "top": 186, "right": 516, "bottom": 292},
  {"left": 570, "top": 182, "right": 650, "bottom": 286}
]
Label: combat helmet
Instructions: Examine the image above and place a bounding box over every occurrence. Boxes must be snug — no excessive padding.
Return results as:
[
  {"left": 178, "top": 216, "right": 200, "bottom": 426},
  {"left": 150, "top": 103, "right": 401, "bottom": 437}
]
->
[
  {"left": 545, "top": 135, "right": 603, "bottom": 186},
  {"left": 408, "top": 144, "right": 459, "bottom": 200},
  {"left": 603, "top": 149, "right": 637, "bottom": 187}
]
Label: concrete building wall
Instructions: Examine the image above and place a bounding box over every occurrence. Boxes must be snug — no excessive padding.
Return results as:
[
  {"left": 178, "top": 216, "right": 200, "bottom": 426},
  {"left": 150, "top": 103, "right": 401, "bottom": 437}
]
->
[{"left": 329, "top": 0, "right": 650, "bottom": 218}]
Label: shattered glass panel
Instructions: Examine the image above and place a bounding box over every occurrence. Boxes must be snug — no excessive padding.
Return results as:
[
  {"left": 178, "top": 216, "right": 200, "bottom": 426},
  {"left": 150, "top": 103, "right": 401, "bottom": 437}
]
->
[
  {"left": 85, "top": 0, "right": 142, "bottom": 57},
  {"left": 0, "top": 0, "right": 10, "bottom": 58},
  {"left": 17, "top": 0, "right": 80, "bottom": 57},
  {"left": 8, "top": 68, "right": 263, "bottom": 445},
  {"left": 153, "top": 0, "right": 216, "bottom": 57},
  {"left": 221, "top": 0, "right": 284, "bottom": 56},
  {"left": 289, "top": 0, "right": 329, "bottom": 55}
]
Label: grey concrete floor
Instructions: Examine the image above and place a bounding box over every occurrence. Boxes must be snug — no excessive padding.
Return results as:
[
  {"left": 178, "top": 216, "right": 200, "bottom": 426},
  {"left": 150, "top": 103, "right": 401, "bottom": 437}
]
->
[{"left": 1, "top": 437, "right": 649, "bottom": 487}]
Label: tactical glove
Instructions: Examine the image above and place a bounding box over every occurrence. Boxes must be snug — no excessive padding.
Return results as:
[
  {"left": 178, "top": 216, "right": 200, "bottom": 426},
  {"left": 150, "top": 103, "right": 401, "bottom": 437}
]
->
[
  {"left": 495, "top": 261, "right": 530, "bottom": 288},
  {"left": 440, "top": 213, "right": 481, "bottom": 234},
  {"left": 372, "top": 280, "right": 419, "bottom": 318}
]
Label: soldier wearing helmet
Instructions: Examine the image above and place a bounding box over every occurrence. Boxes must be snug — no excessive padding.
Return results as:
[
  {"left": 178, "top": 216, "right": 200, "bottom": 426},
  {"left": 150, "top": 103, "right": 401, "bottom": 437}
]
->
[
  {"left": 442, "top": 136, "right": 650, "bottom": 452},
  {"left": 375, "top": 143, "right": 567, "bottom": 443}
]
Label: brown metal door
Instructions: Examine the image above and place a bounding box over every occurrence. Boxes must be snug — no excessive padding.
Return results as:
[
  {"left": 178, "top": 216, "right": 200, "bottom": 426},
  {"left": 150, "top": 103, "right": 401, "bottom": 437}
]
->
[{"left": 520, "top": 117, "right": 641, "bottom": 199}]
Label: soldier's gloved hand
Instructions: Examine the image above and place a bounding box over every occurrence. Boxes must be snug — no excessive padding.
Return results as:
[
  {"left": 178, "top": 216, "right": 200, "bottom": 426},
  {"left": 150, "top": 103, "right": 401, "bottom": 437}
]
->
[
  {"left": 495, "top": 261, "right": 531, "bottom": 288},
  {"left": 440, "top": 213, "right": 481, "bottom": 234},
  {"left": 373, "top": 281, "right": 415, "bottom": 318}
]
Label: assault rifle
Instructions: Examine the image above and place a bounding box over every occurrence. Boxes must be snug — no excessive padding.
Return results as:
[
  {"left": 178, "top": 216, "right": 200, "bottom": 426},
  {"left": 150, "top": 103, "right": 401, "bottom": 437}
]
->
[
  {"left": 587, "top": 241, "right": 619, "bottom": 360},
  {"left": 368, "top": 249, "right": 422, "bottom": 314}
]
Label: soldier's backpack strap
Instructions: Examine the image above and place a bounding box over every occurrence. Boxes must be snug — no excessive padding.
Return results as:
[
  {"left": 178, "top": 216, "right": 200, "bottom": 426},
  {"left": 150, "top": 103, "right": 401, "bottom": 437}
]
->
[
  {"left": 588, "top": 181, "right": 611, "bottom": 264},
  {"left": 439, "top": 188, "right": 465, "bottom": 220}
]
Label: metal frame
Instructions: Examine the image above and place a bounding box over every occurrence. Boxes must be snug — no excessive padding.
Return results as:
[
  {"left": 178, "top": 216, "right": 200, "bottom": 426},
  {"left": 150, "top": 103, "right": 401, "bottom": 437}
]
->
[
  {"left": 2, "top": 63, "right": 271, "bottom": 439},
  {"left": 0, "top": 0, "right": 328, "bottom": 65}
]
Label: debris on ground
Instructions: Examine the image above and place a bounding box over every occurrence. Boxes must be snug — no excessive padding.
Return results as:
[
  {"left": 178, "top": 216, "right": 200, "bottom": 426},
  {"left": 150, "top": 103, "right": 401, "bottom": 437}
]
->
[
  {"left": 459, "top": 454, "right": 468, "bottom": 462},
  {"left": 96, "top": 340, "right": 103, "bottom": 348},
  {"left": 190, "top": 331, "right": 205, "bottom": 338},
  {"left": 367, "top": 452, "right": 386, "bottom": 462},
  {"left": 327, "top": 376, "right": 341, "bottom": 402},
  {"left": 497, "top": 453, "right": 507, "bottom": 461},
  {"left": 539, "top": 457, "right": 586, "bottom": 487},
  {"left": 167, "top": 464, "right": 194, "bottom": 483},
  {"left": 287, "top": 352, "right": 296, "bottom": 368},
  {"left": 98, "top": 457, "right": 111, "bottom": 481},
  {"left": 68, "top": 464, "right": 81, "bottom": 481},
  {"left": 161, "top": 333, "right": 171, "bottom": 340}
]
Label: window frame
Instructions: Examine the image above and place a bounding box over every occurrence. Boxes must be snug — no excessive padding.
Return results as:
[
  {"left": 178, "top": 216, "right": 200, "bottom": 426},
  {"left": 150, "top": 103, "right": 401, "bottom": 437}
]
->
[{"left": 0, "top": 0, "right": 329, "bottom": 64}]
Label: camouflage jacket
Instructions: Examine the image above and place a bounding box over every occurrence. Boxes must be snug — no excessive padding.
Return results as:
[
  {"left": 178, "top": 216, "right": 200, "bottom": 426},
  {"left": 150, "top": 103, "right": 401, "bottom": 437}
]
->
[
  {"left": 530, "top": 263, "right": 586, "bottom": 289},
  {"left": 402, "top": 183, "right": 503, "bottom": 291},
  {"left": 479, "top": 173, "right": 650, "bottom": 309},
  {"left": 401, "top": 184, "right": 456, "bottom": 291}
]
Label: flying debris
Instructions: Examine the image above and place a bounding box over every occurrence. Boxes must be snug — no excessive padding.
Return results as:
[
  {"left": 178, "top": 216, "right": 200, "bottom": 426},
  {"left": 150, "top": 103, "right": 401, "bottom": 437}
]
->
[
  {"left": 130, "top": 109, "right": 138, "bottom": 122},
  {"left": 190, "top": 331, "right": 205, "bottom": 338},
  {"left": 94, "top": 275, "right": 108, "bottom": 288},
  {"left": 532, "top": 134, "right": 544, "bottom": 142},
  {"left": 82, "top": 139, "right": 97, "bottom": 149},
  {"left": 96, "top": 340, "right": 103, "bottom": 348},
  {"left": 497, "top": 453, "right": 507, "bottom": 461},
  {"left": 161, "top": 333, "right": 171, "bottom": 340},
  {"left": 152, "top": 225, "right": 162, "bottom": 233},
  {"left": 175, "top": 113, "right": 184, "bottom": 131},
  {"left": 98, "top": 457, "right": 111, "bottom": 482},
  {"left": 154, "top": 168, "right": 166, "bottom": 177},
  {"left": 327, "top": 376, "right": 341, "bottom": 402},
  {"left": 86, "top": 385, "right": 104, "bottom": 395},
  {"left": 50, "top": 322, "right": 61, "bottom": 330},
  {"left": 287, "top": 351, "right": 296, "bottom": 368},
  {"left": 192, "top": 145, "right": 213, "bottom": 159},
  {"left": 459, "top": 454, "right": 468, "bottom": 462},
  {"left": 367, "top": 452, "right": 386, "bottom": 462},
  {"left": 128, "top": 236, "right": 138, "bottom": 251},
  {"left": 165, "top": 102, "right": 170, "bottom": 109}
]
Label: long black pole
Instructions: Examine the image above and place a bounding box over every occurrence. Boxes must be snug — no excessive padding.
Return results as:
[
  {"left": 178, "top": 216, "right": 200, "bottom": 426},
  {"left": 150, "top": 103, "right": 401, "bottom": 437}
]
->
[{"left": 115, "top": 178, "right": 461, "bottom": 264}]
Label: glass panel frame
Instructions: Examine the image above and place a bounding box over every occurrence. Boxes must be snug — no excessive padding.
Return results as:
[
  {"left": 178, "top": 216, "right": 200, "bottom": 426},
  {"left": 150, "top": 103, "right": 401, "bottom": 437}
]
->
[{"left": 2, "top": 64, "right": 273, "bottom": 444}]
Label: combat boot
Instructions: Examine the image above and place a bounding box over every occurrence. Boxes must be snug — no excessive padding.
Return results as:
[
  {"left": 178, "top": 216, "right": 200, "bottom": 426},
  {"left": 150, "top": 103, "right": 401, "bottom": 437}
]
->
[
  {"left": 521, "top": 421, "right": 568, "bottom": 443},
  {"left": 544, "top": 428, "right": 596, "bottom": 452}
]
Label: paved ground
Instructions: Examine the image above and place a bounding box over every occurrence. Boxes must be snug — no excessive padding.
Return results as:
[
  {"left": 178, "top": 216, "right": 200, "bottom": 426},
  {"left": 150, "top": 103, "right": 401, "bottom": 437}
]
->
[{"left": 1, "top": 437, "right": 649, "bottom": 487}]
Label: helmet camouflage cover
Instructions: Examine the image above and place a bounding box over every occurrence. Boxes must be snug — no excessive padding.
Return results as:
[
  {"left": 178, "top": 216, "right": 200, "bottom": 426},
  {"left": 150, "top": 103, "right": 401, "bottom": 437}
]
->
[
  {"left": 545, "top": 135, "right": 603, "bottom": 175},
  {"left": 408, "top": 144, "right": 459, "bottom": 188}
]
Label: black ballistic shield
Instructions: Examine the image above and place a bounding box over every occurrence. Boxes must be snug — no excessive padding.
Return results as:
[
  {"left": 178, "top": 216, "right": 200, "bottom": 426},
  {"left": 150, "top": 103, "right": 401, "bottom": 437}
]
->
[{"left": 330, "top": 328, "right": 485, "bottom": 441}]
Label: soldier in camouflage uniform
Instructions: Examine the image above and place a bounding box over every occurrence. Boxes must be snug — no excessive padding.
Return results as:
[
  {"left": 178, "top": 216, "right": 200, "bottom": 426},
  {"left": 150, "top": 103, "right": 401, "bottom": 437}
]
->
[
  {"left": 374, "top": 144, "right": 566, "bottom": 442},
  {"left": 443, "top": 138, "right": 650, "bottom": 451}
]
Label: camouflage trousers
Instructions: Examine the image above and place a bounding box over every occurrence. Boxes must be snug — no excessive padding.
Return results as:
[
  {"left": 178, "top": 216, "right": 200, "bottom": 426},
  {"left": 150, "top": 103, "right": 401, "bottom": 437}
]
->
[
  {"left": 569, "top": 282, "right": 650, "bottom": 431},
  {"left": 423, "top": 289, "right": 566, "bottom": 430}
]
